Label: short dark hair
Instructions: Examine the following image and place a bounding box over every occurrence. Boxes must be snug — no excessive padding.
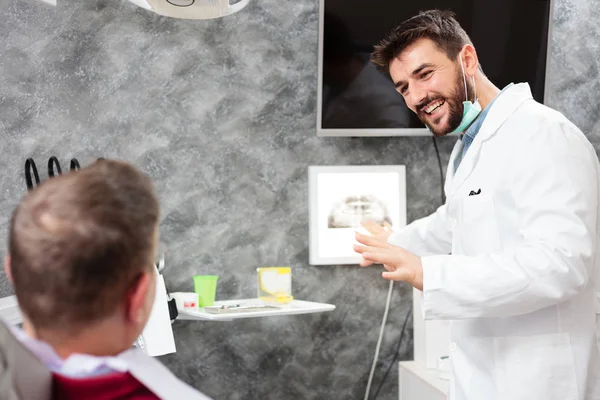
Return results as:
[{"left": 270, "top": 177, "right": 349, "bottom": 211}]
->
[
  {"left": 9, "top": 160, "right": 159, "bottom": 332},
  {"left": 371, "top": 10, "right": 473, "bottom": 73}
]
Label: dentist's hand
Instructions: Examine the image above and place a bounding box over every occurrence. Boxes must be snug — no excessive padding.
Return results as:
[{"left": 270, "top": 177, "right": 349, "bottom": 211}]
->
[
  {"left": 358, "top": 220, "right": 392, "bottom": 267},
  {"left": 353, "top": 231, "right": 424, "bottom": 291}
]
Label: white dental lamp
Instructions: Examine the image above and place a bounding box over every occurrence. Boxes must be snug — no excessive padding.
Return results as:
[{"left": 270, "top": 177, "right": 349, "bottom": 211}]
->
[
  {"left": 129, "top": 0, "right": 250, "bottom": 19},
  {"left": 30, "top": 0, "right": 251, "bottom": 20}
]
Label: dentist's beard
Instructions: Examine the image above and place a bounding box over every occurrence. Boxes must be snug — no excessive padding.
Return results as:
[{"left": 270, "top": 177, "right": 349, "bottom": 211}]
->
[{"left": 421, "top": 69, "right": 470, "bottom": 137}]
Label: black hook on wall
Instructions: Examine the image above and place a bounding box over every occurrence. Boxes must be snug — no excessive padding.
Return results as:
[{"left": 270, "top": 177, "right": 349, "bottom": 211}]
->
[
  {"left": 70, "top": 159, "right": 81, "bottom": 171},
  {"left": 24, "top": 158, "right": 40, "bottom": 191},
  {"left": 24, "top": 157, "right": 98, "bottom": 192},
  {"left": 48, "top": 156, "right": 62, "bottom": 177}
]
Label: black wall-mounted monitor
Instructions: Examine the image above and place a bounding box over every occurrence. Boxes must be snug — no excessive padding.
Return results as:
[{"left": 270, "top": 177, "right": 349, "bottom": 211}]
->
[{"left": 317, "top": 0, "right": 554, "bottom": 136}]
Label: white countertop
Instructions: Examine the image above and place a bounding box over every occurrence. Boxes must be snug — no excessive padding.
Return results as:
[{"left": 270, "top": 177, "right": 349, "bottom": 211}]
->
[{"left": 399, "top": 360, "right": 449, "bottom": 394}]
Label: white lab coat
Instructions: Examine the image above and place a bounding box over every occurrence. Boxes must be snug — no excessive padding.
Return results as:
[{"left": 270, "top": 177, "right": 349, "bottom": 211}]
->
[{"left": 389, "top": 83, "right": 600, "bottom": 400}]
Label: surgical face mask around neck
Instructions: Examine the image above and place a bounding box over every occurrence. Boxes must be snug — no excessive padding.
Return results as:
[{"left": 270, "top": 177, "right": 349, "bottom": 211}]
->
[{"left": 449, "top": 55, "right": 481, "bottom": 134}]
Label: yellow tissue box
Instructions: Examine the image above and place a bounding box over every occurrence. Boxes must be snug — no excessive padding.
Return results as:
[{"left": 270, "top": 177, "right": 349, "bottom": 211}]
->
[{"left": 256, "top": 267, "right": 293, "bottom": 304}]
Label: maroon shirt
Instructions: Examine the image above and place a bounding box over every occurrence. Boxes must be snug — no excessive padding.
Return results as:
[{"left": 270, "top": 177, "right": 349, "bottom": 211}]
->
[{"left": 53, "top": 371, "right": 160, "bottom": 400}]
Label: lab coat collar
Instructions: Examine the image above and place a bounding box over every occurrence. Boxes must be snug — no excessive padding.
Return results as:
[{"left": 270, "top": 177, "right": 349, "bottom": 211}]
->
[
  {"left": 472, "top": 82, "right": 533, "bottom": 143},
  {"left": 445, "top": 83, "right": 533, "bottom": 197},
  {"left": 444, "top": 138, "right": 464, "bottom": 196}
]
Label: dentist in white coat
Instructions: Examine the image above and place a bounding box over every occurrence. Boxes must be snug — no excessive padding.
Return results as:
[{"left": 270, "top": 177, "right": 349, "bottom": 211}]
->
[{"left": 354, "top": 10, "right": 600, "bottom": 400}]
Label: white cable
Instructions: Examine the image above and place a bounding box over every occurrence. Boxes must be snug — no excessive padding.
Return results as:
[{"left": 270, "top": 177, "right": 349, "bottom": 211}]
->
[{"left": 364, "top": 280, "right": 394, "bottom": 400}]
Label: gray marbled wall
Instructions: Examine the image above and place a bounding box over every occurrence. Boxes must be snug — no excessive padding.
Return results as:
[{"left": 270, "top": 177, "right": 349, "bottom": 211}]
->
[
  {"left": 0, "top": 0, "right": 596, "bottom": 399},
  {"left": 546, "top": 0, "right": 600, "bottom": 143}
]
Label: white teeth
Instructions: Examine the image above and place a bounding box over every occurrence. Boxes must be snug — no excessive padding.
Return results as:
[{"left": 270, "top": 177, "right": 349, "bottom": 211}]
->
[{"left": 425, "top": 100, "right": 444, "bottom": 114}]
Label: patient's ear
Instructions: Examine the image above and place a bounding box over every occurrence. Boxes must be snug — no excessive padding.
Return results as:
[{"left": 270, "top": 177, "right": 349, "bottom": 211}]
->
[
  {"left": 4, "top": 255, "right": 12, "bottom": 284},
  {"left": 126, "top": 271, "right": 154, "bottom": 326}
]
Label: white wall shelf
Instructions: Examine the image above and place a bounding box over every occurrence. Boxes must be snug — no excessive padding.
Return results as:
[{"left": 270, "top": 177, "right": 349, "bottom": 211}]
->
[{"left": 177, "top": 299, "right": 335, "bottom": 322}]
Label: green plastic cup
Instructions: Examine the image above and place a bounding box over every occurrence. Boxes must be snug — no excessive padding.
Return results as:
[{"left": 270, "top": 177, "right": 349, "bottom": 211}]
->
[{"left": 193, "top": 275, "right": 219, "bottom": 307}]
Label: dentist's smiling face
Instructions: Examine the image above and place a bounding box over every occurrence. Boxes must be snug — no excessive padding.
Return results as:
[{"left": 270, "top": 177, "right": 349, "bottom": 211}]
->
[{"left": 390, "top": 38, "right": 468, "bottom": 137}]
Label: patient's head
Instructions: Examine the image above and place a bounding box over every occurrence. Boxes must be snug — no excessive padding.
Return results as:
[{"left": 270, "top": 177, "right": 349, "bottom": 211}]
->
[{"left": 6, "top": 160, "right": 160, "bottom": 357}]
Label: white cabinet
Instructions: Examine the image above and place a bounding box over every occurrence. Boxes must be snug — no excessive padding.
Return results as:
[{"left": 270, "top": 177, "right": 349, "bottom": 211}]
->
[
  {"left": 398, "top": 288, "right": 451, "bottom": 399},
  {"left": 399, "top": 361, "right": 448, "bottom": 400},
  {"left": 412, "top": 288, "right": 451, "bottom": 369}
]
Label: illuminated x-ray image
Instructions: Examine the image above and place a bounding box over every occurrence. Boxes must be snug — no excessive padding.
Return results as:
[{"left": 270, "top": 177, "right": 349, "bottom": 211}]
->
[{"left": 328, "top": 195, "right": 392, "bottom": 229}]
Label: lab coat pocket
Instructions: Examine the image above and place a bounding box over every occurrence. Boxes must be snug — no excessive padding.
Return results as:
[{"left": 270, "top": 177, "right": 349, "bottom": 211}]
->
[
  {"left": 453, "top": 193, "right": 502, "bottom": 256},
  {"left": 493, "top": 333, "right": 578, "bottom": 400}
]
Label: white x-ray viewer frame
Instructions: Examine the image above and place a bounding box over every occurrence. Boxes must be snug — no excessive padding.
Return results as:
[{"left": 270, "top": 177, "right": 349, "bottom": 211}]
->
[{"left": 309, "top": 165, "right": 407, "bottom": 265}]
